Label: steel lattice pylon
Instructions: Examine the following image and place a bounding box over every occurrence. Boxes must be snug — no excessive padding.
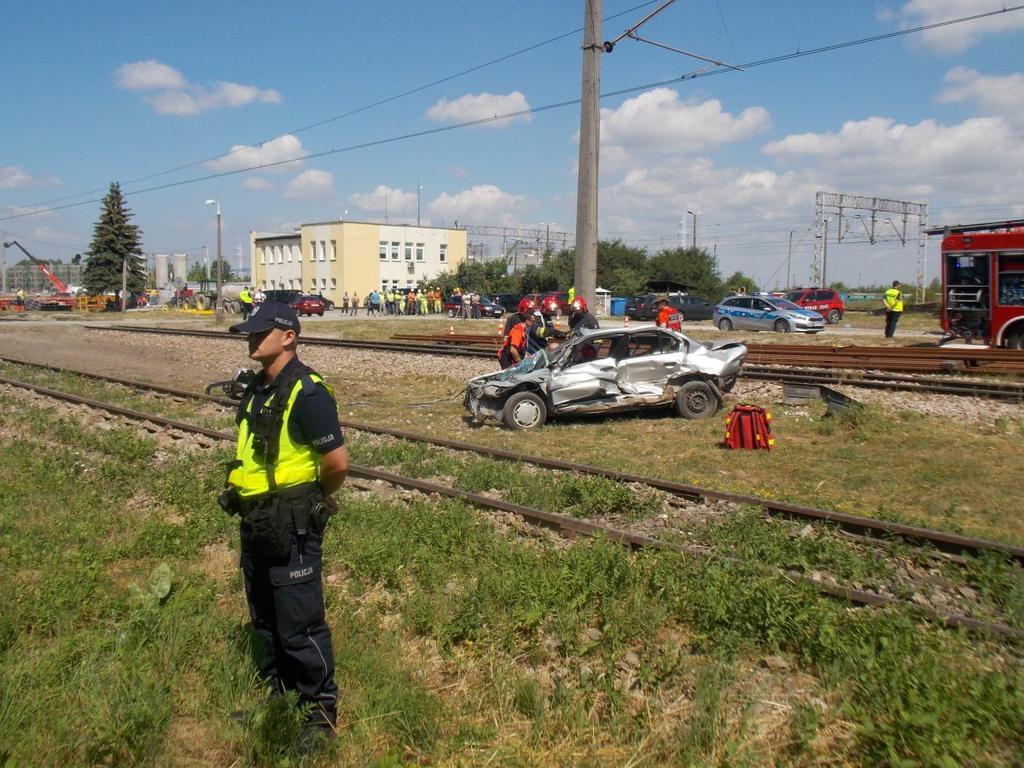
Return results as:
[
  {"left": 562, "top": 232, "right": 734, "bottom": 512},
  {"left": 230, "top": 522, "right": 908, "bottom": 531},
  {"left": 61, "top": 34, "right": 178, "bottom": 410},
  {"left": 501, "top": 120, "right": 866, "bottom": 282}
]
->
[{"left": 813, "top": 192, "right": 928, "bottom": 301}]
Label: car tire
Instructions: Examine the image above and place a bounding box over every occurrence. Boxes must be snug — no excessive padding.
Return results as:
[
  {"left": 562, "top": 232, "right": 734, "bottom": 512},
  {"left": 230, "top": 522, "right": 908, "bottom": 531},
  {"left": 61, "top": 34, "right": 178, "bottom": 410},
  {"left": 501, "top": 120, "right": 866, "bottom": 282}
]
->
[
  {"left": 826, "top": 309, "right": 841, "bottom": 324},
  {"left": 675, "top": 380, "right": 719, "bottom": 420},
  {"left": 1004, "top": 329, "right": 1024, "bottom": 350},
  {"left": 717, "top": 318, "right": 733, "bottom": 331},
  {"left": 502, "top": 391, "right": 547, "bottom": 430},
  {"left": 773, "top": 319, "right": 791, "bottom": 333}
]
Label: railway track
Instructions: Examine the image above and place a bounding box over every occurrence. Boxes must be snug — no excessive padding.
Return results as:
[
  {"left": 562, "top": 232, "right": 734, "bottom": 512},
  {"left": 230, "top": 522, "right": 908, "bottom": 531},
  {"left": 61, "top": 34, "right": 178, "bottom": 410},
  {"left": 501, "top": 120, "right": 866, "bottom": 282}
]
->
[
  {"left": 85, "top": 325, "right": 1024, "bottom": 401},
  {"left": 1, "top": 366, "right": 1020, "bottom": 641},
  {"left": 3, "top": 353, "right": 1021, "bottom": 565}
]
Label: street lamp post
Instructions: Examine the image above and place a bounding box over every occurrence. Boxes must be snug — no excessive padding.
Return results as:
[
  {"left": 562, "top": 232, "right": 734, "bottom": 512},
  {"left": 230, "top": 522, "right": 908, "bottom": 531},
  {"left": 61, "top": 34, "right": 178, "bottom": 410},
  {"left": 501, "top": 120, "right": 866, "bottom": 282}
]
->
[
  {"left": 205, "top": 199, "right": 223, "bottom": 321},
  {"left": 686, "top": 209, "right": 697, "bottom": 250},
  {"left": 417, "top": 182, "right": 423, "bottom": 227}
]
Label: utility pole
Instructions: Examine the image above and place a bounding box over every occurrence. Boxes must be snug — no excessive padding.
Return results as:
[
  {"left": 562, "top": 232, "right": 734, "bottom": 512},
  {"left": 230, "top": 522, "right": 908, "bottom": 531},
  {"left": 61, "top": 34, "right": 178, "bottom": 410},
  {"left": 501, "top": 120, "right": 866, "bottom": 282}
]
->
[
  {"left": 121, "top": 256, "right": 128, "bottom": 313},
  {"left": 821, "top": 219, "right": 828, "bottom": 289},
  {"left": 787, "top": 230, "right": 793, "bottom": 290},
  {"left": 1, "top": 234, "right": 6, "bottom": 294},
  {"left": 574, "top": 0, "right": 601, "bottom": 305}
]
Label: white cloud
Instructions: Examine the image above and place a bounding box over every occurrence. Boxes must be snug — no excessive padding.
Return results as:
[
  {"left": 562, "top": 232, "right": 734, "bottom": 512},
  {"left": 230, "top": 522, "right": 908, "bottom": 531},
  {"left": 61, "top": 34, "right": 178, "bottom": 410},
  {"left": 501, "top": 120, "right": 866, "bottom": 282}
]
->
[
  {"left": 429, "top": 184, "right": 536, "bottom": 226},
  {"left": 899, "top": 0, "right": 1024, "bottom": 53},
  {"left": 937, "top": 66, "right": 1024, "bottom": 125},
  {"left": 243, "top": 177, "right": 272, "bottom": 190},
  {"left": 30, "top": 226, "right": 81, "bottom": 247},
  {"left": 426, "top": 91, "right": 531, "bottom": 128},
  {"left": 115, "top": 59, "right": 281, "bottom": 115},
  {"left": 349, "top": 185, "right": 418, "bottom": 214},
  {"left": 761, "top": 114, "right": 1024, "bottom": 200},
  {"left": 206, "top": 135, "right": 308, "bottom": 173},
  {"left": 285, "top": 169, "right": 334, "bottom": 200},
  {"left": 115, "top": 60, "right": 188, "bottom": 91},
  {"left": 0, "top": 166, "right": 33, "bottom": 189},
  {"left": 599, "top": 89, "right": 771, "bottom": 169},
  {"left": 5, "top": 204, "right": 57, "bottom": 219},
  {"left": 0, "top": 166, "right": 61, "bottom": 190}
]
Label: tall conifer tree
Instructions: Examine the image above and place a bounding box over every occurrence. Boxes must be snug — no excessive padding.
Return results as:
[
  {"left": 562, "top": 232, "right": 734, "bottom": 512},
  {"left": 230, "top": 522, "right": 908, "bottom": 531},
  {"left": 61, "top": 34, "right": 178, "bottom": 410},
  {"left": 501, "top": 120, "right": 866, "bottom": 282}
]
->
[{"left": 83, "top": 182, "right": 145, "bottom": 294}]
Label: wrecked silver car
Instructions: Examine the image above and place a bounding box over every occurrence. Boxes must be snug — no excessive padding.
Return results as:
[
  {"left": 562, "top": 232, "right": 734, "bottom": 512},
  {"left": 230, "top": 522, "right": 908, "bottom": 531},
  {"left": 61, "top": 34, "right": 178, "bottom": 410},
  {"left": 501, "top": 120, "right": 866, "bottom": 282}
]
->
[{"left": 464, "top": 325, "right": 747, "bottom": 429}]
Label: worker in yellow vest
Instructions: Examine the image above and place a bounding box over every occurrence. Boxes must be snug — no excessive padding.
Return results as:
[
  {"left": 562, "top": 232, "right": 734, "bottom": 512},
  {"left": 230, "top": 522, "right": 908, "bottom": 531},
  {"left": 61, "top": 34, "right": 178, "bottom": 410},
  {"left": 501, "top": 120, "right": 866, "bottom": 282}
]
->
[
  {"left": 238, "top": 286, "right": 253, "bottom": 319},
  {"left": 883, "top": 280, "right": 904, "bottom": 338},
  {"left": 222, "top": 300, "right": 348, "bottom": 745}
]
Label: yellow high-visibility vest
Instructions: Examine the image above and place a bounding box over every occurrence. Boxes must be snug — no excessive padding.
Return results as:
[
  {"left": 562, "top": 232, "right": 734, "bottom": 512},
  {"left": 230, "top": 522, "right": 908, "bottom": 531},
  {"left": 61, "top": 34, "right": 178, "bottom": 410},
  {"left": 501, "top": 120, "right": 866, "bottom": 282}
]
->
[
  {"left": 884, "top": 287, "right": 903, "bottom": 312},
  {"left": 228, "top": 372, "right": 333, "bottom": 498}
]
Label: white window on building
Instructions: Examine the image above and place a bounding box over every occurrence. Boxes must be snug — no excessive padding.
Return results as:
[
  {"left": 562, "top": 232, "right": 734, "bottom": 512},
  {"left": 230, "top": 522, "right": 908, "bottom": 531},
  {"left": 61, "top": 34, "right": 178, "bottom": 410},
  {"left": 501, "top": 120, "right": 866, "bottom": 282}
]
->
[
  {"left": 310, "top": 242, "right": 317, "bottom": 262},
  {"left": 258, "top": 247, "right": 265, "bottom": 265},
  {"left": 330, "top": 277, "right": 337, "bottom": 288},
  {"left": 293, "top": 244, "right": 301, "bottom": 262},
  {"left": 261, "top": 280, "right": 267, "bottom": 289},
  {"left": 319, "top": 241, "right": 327, "bottom": 262},
  {"left": 286, "top": 247, "right": 292, "bottom": 263},
  {"left": 381, "top": 280, "right": 389, "bottom": 291},
  {"left": 391, "top": 279, "right": 399, "bottom": 288},
  {"left": 439, "top": 243, "right": 448, "bottom": 263},
  {"left": 311, "top": 279, "right": 317, "bottom": 291},
  {"left": 416, "top": 243, "right": 424, "bottom": 262},
  {"left": 379, "top": 241, "right": 387, "bottom": 261},
  {"left": 391, "top": 241, "right": 400, "bottom": 260},
  {"left": 329, "top": 240, "right": 337, "bottom": 261},
  {"left": 404, "top": 242, "right": 412, "bottom": 261},
  {"left": 321, "top": 278, "right": 327, "bottom": 289}
]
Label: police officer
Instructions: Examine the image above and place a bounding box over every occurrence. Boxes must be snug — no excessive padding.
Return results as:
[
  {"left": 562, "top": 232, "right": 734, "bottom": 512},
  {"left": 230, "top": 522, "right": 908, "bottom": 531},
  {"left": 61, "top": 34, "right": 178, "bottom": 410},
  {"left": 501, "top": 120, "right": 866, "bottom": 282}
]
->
[
  {"left": 223, "top": 300, "right": 349, "bottom": 742},
  {"left": 883, "top": 280, "right": 903, "bottom": 338}
]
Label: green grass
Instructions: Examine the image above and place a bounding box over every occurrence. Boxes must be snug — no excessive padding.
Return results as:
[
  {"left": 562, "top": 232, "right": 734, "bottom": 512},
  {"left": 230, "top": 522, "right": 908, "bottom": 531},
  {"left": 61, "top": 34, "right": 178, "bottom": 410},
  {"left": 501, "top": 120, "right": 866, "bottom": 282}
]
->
[{"left": 2, "top": 372, "right": 1023, "bottom": 765}]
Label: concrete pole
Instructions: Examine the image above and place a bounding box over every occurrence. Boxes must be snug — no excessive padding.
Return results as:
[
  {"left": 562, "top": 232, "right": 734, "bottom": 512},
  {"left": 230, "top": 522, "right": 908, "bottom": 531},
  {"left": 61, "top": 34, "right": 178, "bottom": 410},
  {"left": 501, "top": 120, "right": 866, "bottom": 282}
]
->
[
  {"left": 121, "top": 256, "right": 127, "bottom": 312},
  {"left": 1, "top": 235, "right": 6, "bottom": 294},
  {"left": 821, "top": 219, "right": 829, "bottom": 289},
  {"left": 215, "top": 207, "right": 223, "bottom": 322},
  {"left": 573, "top": 0, "right": 601, "bottom": 305},
  {"left": 787, "top": 230, "right": 793, "bottom": 290}
]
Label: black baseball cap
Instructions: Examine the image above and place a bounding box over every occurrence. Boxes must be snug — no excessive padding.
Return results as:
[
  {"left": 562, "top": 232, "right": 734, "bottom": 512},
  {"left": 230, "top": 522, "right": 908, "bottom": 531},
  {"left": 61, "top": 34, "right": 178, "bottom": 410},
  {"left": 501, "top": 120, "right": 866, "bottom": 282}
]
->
[{"left": 229, "top": 300, "right": 301, "bottom": 335}]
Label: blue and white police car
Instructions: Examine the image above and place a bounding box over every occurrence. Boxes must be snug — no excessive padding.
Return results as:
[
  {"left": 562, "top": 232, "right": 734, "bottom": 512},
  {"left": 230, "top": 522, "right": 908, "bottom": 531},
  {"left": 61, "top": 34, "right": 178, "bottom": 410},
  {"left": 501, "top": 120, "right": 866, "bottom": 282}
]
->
[{"left": 713, "top": 295, "right": 825, "bottom": 334}]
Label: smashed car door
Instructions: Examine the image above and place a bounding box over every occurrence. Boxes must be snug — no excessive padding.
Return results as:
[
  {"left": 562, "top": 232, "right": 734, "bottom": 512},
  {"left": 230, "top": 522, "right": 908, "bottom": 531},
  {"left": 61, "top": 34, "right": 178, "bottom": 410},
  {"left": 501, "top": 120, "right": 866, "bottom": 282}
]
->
[
  {"left": 615, "top": 330, "right": 689, "bottom": 393},
  {"left": 548, "top": 335, "right": 623, "bottom": 406}
]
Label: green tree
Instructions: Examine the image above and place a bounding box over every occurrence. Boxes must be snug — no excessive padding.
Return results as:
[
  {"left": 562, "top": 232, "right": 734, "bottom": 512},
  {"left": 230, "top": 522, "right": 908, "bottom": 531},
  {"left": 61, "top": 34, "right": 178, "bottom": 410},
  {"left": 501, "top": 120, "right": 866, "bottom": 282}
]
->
[
  {"left": 597, "top": 240, "right": 648, "bottom": 291},
  {"left": 83, "top": 182, "right": 145, "bottom": 294},
  {"left": 647, "top": 247, "right": 724, "bottom": 300},
  {"left": 723, "top": 271, "right": 758, "bottom": 296},
  {"left": 186, "top": 259, "right": 235, "bottom": 283}
]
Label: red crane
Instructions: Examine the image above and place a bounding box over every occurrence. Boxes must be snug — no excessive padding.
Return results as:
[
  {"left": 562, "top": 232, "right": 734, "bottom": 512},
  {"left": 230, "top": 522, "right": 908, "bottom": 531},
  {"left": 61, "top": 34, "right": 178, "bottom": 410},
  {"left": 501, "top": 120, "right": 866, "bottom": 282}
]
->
[{"left": 3, "top": 240, "right": 69, "bottom": 293}]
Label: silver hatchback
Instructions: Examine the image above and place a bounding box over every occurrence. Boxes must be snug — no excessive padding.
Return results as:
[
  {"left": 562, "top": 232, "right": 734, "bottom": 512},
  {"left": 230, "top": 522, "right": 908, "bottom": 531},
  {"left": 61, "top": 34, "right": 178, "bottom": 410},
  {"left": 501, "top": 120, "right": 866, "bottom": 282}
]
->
[{"left": 713, "top": 296, "right": 825, "bottom": 334}]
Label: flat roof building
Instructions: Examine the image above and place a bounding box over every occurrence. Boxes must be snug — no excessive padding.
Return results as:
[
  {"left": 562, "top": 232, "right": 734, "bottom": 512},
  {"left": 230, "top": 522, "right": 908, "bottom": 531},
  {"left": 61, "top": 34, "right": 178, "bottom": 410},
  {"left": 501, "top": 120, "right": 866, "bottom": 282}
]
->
[{"left": 250, "top": 220, "right": 467, "bottom": 301}]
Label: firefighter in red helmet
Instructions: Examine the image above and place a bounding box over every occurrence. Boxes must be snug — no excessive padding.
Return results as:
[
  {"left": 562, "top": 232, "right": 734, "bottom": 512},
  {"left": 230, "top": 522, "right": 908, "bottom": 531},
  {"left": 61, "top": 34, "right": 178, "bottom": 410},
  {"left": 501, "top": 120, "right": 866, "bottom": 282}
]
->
[{"left": 567, "top": 296, "right": 599, "bottom": 333}]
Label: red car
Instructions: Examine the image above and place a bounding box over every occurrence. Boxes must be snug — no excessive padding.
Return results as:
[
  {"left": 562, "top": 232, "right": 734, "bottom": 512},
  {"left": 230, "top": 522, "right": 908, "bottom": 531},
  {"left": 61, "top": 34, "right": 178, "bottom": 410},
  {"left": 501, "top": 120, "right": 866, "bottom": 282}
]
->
[
  {"left": 292, "top": 294, "right": 326, "bottom": 316},
  {"left": 443, "top": 295, "right": 505, "bottom": 318},
  {"left": 784, "top": 288, "right": 845, "bottom": 324}
]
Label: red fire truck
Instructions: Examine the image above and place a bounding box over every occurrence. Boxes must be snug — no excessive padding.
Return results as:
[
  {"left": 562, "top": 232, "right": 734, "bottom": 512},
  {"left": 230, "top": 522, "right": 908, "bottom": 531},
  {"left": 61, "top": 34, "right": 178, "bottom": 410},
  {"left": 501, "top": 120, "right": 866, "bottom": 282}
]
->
[{"left": 927, "top": 219, "right": 1024, "bottom": 349}]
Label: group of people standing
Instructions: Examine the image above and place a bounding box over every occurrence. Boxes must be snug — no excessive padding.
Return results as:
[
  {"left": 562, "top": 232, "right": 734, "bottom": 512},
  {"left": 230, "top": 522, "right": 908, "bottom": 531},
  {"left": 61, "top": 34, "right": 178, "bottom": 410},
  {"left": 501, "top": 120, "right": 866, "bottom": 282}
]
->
[
  {"left": 340, "top": 288, "right": 445, "bottom": 317},
  {"left": 498, "top": 296, "right": 599, "bottom": 369}
]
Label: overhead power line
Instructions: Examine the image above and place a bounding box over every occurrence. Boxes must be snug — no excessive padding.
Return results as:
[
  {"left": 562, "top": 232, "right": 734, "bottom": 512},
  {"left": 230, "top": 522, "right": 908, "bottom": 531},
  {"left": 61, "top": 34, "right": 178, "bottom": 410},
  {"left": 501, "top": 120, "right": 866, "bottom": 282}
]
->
[{"left": 3, "top": 3, "right": 1022, "bottom": 224}]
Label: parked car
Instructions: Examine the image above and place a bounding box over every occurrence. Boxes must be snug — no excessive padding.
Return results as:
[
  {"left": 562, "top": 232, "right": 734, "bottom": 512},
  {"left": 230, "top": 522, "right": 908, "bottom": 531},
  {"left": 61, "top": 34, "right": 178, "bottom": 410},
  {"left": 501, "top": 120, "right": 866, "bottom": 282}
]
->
[
  {"left": 464, "top": 325, "right": 747, "bottom": 429},
  {"left": 443, "top": 295, "right": 505, "bottom": 318},
  {"left": 293, "top": 294, "right": 326, "bottom": 316},
  {"left": 261, "top": 289, "right": 301, "bottom": 306},
  {"left": 490, "top": 293, "right": 521, "bottom": 311},
  {"left": 785, "top": 288, "right": 845, "bottom": 324},
  {"left": 713, "top": 296, "right": 825, "bottom": 334},
  {"left": 625, "top": 293, "right": 715, "bottom": 321}
]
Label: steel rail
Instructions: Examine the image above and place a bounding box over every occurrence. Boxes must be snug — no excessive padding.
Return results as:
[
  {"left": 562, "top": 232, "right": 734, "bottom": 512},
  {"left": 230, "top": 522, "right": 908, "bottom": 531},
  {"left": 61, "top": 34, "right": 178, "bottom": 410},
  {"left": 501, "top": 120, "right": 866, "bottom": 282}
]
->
[
  {"left": 84, "top": 324, "right": 496, "bottom": 358},
  {"left": 1, "top": 371, "right": 1020, "bottom": 641},
  {"left": 2, "top": 353, "right": 1022, "bottom": 564}
]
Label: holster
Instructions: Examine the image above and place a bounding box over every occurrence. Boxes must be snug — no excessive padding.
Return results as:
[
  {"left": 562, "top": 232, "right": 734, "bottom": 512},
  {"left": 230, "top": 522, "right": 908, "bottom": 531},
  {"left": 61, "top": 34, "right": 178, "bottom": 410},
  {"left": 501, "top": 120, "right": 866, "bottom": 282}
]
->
[{"left": 238, "top": 483, "right": 326, "bottom": 559}]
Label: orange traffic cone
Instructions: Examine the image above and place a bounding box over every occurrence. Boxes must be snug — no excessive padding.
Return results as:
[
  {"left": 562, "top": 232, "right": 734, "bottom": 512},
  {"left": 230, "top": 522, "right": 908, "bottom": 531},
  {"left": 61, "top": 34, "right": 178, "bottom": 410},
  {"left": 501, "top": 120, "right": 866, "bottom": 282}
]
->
[
  {"left": 496, "top": 318, "right": 503, "bottom": 336},
  {"left": 448, "top": 324, "right": 455, "bottom": 336}
]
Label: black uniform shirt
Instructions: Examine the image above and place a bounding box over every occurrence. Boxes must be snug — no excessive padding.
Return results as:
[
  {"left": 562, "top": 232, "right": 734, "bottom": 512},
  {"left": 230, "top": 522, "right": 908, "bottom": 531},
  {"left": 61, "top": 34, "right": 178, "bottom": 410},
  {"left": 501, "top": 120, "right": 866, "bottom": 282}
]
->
[{"left": 248, "top": 357, "right": 345, "bottom": 454}]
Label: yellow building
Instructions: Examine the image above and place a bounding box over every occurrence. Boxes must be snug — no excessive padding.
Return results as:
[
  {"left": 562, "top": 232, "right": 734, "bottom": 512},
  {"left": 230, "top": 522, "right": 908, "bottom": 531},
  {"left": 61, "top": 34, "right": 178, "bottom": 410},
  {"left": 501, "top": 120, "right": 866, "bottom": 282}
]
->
[{"left": 250, "top": 221, "right": 467, "bottom": 302}]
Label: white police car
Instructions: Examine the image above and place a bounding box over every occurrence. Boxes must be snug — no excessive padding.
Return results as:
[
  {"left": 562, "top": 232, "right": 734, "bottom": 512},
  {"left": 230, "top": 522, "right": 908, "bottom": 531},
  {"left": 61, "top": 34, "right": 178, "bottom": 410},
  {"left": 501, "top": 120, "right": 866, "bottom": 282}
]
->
[{"left": 713, "top": 295, "right": 825, "bottom": 334}]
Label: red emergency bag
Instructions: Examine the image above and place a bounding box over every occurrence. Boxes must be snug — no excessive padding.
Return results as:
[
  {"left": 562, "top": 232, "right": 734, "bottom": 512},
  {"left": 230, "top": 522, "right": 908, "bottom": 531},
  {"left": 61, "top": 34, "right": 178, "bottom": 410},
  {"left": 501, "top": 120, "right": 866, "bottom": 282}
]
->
[{"left": 722, "top": 404, "right": 774, "bottom": 450}]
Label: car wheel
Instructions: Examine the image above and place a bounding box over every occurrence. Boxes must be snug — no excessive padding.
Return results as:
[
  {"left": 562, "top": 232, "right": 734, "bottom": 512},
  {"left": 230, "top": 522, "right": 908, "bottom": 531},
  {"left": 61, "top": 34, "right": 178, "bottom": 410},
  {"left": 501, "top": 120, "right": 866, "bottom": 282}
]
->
[
  {"left": 826, "top": 309, "right": 841, "bottom": 324},
  {"left": 717, "top": 318, "right": 733, "bottom": 331},
  {"left": 675, "top": 380, "right": 719, "bottom": 420},
  {"left": 1004, "top": 329, "right": 1024, "bottom": 350},
  {"left": 773, "top": 319, "right": 791, "bottom": 333},
  {"left": 502, "top": 391, "right": 547, "bottom": 430}
]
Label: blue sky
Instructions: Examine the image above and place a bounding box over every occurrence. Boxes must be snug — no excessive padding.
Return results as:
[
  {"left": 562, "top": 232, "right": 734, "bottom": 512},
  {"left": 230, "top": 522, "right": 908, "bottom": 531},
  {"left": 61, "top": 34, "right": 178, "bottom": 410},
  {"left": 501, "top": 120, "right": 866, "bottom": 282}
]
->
[{"left": 3, "top": 0, "right": 1024, "bottom": 288}]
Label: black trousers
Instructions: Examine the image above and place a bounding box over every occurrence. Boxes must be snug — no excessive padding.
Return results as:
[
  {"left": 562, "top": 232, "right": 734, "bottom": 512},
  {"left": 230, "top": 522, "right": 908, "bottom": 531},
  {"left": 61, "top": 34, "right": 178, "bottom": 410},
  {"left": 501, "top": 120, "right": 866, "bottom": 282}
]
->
[
  {"left": 885, "top": 310, "right": 901, "bottom": 338},
  {"left": 240, "top": 521, "right": 338, "bottom": 724}
]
